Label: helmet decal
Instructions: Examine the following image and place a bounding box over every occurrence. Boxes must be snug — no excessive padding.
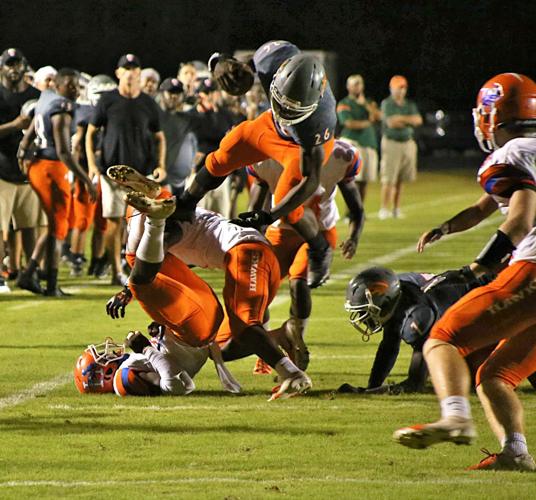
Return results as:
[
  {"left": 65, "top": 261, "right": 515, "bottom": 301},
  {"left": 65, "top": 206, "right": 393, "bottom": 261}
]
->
[{"left": 480, "top": 83, "right": 504, "bottom": 107}]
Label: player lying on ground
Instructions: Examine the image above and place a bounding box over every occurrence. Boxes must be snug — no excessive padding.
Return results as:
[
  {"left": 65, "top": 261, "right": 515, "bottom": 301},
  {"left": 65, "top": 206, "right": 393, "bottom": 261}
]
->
[
  {"left": 74, "top": 323, "right": 240, "bottom": 396},
  {"left": 340, "top": 267, "right": 492, "bottom": 394},
  {"left": 105, "top": 172, "right": 311, "bottom": 399},
  {"left": 393, "top": 73, "right": 536, "bottom": 472},
  {"left": 178, "top": 41, "right": 338, "bottom": 289},
  {"left": 247, "top": 138, "right": 364, "bottom": 371}
]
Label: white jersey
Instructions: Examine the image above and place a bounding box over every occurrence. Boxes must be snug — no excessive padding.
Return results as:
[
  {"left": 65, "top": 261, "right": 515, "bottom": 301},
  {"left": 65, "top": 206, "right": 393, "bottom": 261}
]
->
[
  {"left": 247, "top": 139, "right": 361, "bottom": 231},
  {"left": 118, "top": 328, "right": 209, "bottom": 395},
  {"left": 167, "top": 208, "right": 269, "bottom": 269},
  {"left": 477, "top": 137, "right": 536, "bottom": 263}
]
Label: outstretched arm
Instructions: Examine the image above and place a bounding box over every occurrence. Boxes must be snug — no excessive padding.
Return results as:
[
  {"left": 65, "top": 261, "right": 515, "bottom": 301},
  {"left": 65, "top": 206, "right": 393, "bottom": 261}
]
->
[{"left": 338, "top": 180, "right": 365, "bottom": 259}]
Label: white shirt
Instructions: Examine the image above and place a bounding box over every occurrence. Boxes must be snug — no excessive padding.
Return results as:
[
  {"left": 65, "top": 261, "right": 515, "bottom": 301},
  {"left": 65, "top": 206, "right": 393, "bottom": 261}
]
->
[{"left": 477, "top": 137, "right": 536, "bottom": 263}]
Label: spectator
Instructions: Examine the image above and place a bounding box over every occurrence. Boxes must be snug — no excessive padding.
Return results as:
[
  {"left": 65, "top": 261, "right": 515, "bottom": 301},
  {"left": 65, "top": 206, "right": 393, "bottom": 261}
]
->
[
  {"left": 177, "top": 62, "right": 197, "bottom": 110},
  {"left": 157, "top": 77, "right": 198, "bottom": 196},
  {"left": 86, "top": 53, "right": 166, "bottom": 285},
  {"left": 33, "top": 66, "right": 57, "bottom": 91},
  {"left": 337, "top": 74, "right": 381, "bottom": 203},
  {"left": 379, "top": 75, "right": 422, "bottom": 219},
  {"left": 0, "top": 48, "right": 41, "bottom": 293},
  {"left": 141, "top": 68, "right": 160, "bottom": 99}
]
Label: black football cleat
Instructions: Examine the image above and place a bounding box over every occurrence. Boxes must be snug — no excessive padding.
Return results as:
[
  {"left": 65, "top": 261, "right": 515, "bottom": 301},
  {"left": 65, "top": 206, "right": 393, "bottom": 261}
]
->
[
  {"left": 44, "top": 287, "right": 72, "bottom": 297},
  {"left": 307, "top": 246, "right": 333, "bottom": 288},
  {"left": 17, "top": 271, "right": 44, "bottom": 295}
]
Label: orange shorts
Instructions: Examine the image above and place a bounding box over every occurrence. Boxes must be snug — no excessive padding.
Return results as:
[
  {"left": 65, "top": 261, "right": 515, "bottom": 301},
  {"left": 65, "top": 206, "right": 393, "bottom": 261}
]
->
[
  {"left": 28, "top": 158, "right": 71, "bottom": 240},
  {"left": 206, "top": 110, "right": 334, "bottom": 224},
  {"left": 129, "top": 253, "right": 223, "bottom": 348},
  {"left": 430, "top": 261, "right": 536, "bottom": 387},
  {"left": 72, "top": 179, "right": 96, "bottom": 232},
  {"left": 266, "top": 225, "right": 337, "bottom": 280},
  {"left": 221, "top": 241, "right": 280, "bottom": 338}
]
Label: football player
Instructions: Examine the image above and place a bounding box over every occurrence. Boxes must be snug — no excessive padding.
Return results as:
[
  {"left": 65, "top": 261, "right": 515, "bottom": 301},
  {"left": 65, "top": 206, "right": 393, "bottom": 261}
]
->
[
  {"left": 105, "top": 172, "right": 311, "bottom": 400},
  {"left": 247, "top": 139, "right": 364, "bottom": 370},
  {"left": 393, "top": 73, "right": 536, "bottom": 472},
  {"left": 341, "top": 267, "right": 492, "bottom": 394},
  {"left": 17, "top": 68, "right": 96, "bottom": 296},
  {"left": 74, "top": 324, "right": 240, "bottom": 396},
  {"left": 178, "top": 41, "right": 337, "bottom": 289}
]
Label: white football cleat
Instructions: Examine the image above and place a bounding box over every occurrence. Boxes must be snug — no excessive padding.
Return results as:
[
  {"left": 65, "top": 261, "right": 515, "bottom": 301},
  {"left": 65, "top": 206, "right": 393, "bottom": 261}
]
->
[
  {"left": 269, "top": 372, "right": 312, "bottom": 401},
  {"left": 124, "top": 192, "right": 176, "bottom": 219},
  {"left": 107, "top": 165, "right": 161, "bottom": 198},
  {"left": 393, "top": 417, "right": 476, "bottom": 449}
]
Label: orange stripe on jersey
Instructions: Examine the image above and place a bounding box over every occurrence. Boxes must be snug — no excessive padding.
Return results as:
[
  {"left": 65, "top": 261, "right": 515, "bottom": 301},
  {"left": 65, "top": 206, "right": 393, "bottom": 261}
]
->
[
  {"left": 478, "top": 163, "right": 536, "bottom": 198},
  {"left": 336, "top": 104, "right": 351, "bottom": 112}
]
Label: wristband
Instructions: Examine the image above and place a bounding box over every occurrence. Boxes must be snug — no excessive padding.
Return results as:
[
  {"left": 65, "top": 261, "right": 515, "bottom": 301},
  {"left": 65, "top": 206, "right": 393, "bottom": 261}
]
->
[{"left": 475, "top": 230, "right": 516, "bottom": 270}]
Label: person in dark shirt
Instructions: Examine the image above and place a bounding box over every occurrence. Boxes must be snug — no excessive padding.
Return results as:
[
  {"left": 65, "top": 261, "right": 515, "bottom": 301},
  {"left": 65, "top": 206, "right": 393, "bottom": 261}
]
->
[
  {"left": 340, "top": 267, "right": 490, "bottom": 394},
  {"left": 0, "top": 48, "right": 40, "bottom": 292},
  {"left": 18, "top": 68, "right": 96, "bottom": 296},
  {"left": 157, "top": 77, "right": 197, "bottom": 196},
  {"left": 86, "top": 54, "right": 166, "bottom": 285}
]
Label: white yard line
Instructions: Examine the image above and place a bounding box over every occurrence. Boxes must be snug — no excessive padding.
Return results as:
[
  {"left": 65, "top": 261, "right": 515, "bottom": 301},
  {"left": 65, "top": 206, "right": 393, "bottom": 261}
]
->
[
  {"left": 0, "top": 476, "right": 531, "bottom": 488},
  {"left": 0, "top": 374, "right": 71, "bottom": 411}
]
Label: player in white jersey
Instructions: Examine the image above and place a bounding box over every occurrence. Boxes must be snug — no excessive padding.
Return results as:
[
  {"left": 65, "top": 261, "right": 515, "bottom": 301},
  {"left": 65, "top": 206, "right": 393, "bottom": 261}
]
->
[
  {"left": 74, "top": 323, "right": 241, "bottom": 396},
  {"left": 246, "top": 139, "right": 364, "bottom": 370},
  {"left": 393, "top": 73, "right": 536, "bottom": 472},
  {"left": 105, "top": 166, "right": 311, "bottom": 400}
]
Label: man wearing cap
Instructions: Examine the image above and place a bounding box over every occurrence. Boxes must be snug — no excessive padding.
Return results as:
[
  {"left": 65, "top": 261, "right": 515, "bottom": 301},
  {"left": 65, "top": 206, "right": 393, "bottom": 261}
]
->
[
  {"left": 0, "top": 48, "right": 41, "bottom": 293},
  {"left": 86, "top": 53, "right": 166, "bottom": 285},
  {"left": 157, "top": 77, "right": 198, "bottom": 196},
  {"left": 379, "top": 75, "right": 422, "bottom": 220},
  {"left": 337, "top": 74, "right": 381, "bottom": 204}
]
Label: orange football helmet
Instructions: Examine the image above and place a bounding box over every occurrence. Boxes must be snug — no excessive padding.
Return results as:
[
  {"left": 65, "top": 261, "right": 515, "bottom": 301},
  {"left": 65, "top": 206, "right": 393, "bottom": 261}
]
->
[
  {"left": 473, "top": 73, "right": 536, "bottom": 152},
  {"left": 74, "top": 338, "right": 128, "bottom": 394}
]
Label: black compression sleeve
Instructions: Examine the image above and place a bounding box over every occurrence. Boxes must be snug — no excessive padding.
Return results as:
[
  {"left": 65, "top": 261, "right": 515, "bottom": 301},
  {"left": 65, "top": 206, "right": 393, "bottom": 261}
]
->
[{"left": 475, "top": 230, "right": 516, "bottom": 270}]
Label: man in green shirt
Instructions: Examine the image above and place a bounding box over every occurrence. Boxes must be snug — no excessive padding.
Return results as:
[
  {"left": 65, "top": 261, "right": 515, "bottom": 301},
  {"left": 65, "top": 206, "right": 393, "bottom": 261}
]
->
[
  {"left": 379, "top": 75, "right": 422, "bottom": 219},
  {"left": 337, "top": 74, "right": 380, "bottom": 203}
]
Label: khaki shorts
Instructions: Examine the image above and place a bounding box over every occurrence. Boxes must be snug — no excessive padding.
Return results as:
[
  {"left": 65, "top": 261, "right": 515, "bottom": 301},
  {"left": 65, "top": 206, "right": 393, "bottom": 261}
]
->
[
  {"left": 380, "top": 137, "right": 417, "bottom": 185},
  {"left": 339, "top": 139, "right": 378, "bottom": 182},
  {"left": 100, "top": 175, "right": 128, "bottom": 219},
  {"left": 0, "top": 178, "right": 46, "bottom": 236}
]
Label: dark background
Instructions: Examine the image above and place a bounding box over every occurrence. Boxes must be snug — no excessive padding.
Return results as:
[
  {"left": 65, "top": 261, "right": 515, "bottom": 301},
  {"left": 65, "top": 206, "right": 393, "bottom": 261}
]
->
[{"left": 2, "top": 0, "right": 534, "bottom": 109}]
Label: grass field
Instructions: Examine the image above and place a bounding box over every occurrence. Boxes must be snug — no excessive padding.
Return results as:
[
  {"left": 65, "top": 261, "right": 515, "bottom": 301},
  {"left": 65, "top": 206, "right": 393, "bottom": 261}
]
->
[{"left": 1, "top": 169, "right": 535, "bottom": 499}]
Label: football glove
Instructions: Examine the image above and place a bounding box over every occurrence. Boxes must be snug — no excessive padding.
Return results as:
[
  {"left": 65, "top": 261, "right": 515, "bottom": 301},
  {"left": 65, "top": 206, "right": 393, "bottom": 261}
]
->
[
  {"left": 230, "top": 210, "right": 274, "bottom": 231},
  {"left": 210, "top": 54, "right": 254, "bottom": 96},
  {"left": 421, "top": 265, "right": 477, "bottom": 293},
  {"left": 106, "top": 285, "right": 132, "bottom": 319},
  {"left": 125, "top": 330, "right": 151, "bottom": 354}
]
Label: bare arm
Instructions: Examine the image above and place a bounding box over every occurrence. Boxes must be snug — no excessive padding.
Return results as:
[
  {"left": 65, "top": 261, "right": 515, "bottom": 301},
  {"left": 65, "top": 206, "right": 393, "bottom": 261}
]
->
[
  {"left": 72, "top": 125, "right": 85, "bottom": 165},
  {"left": 0, "top": 114, "right": 31, "bottom": 139},
  {"left": 85, "top": 123, "right": 100, "bottom": 178},
  {"left": 52, "top": 113, "right": 96, "bottom": 201},
  {"left": 417, "top": 193, "right": 499, "bottom": 252},
  {"left": 342, "top": 118, "right": 371, "bottom": 130},
  {"left": 338, "top": 180, "right": 365, "bottom": 259},
  {"left": 269, "top": 144, "right": 324, "bottom": 221},
  {"left": 152, "top": 131, "right": 167, "bottom": 181}
]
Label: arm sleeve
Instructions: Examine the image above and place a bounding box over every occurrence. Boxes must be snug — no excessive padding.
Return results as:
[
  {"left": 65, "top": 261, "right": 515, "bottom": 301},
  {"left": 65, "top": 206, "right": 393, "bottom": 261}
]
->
[{"left": 367, "top": 327, "right": 401, "bottom": 388}]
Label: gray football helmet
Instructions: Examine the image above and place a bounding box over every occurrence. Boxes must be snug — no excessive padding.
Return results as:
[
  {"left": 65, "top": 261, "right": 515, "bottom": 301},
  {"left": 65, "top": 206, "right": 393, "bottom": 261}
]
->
[
  {"left": 345, "top": 267, "right": 401, "bottom": 341},
  {"left": 87, "top": 74, "right": 117, "bottom": 106},
  {"left": 270, "top": 53, "right": 326, "bottom": 126}
]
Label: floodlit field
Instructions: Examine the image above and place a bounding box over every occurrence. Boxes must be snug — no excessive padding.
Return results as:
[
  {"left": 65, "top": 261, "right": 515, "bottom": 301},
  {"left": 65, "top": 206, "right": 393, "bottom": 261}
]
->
[{"left": 1, "top": 169, "right": 534, "bottom": 499}]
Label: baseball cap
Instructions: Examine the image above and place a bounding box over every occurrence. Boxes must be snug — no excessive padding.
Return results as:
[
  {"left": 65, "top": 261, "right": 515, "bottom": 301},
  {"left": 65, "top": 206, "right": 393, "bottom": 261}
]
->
[
  {"left": 1, "top": 47, "right": 25, "bottom": 65},
  {"left": 117, "top": 53, "right": 141, "bottom": 69},
  {"left": 389, "top": 75, "right": 408, "bottom": 89},
  {"left": 195, "top": 77, "right": 218, "bottom": 94},
  {"left": 160, "top": 77, "right": 184, "bottom": 94}
]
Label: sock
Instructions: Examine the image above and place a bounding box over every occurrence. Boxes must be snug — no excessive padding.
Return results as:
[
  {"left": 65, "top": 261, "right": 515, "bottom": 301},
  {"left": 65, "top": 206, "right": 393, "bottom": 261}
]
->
[
  {"left": 274, "top": 357, "right": 300, "bottom": 379},
  {"left": 24, "top": 258, "right": 39, "bottom": 276},
  {"left": 286, "top": 317, "right": 309, "bottom": 338},
  {"left": 440, "top": 396, "right": 471, "bottom": 420},
  {"left": 135, "top": 218, "right": 165, "bottom": 264},
  {"left": 307, "top": 232, "right": 329, "bottom": 252},
  {"left": 503, "top": 433, "right": 529, "bottom": 457},
  {"left": 126, "top": 211, "right": 145, "bottom": 254},
  {"left": 46, "top": 268, "right": 58, "bottom": 293}
]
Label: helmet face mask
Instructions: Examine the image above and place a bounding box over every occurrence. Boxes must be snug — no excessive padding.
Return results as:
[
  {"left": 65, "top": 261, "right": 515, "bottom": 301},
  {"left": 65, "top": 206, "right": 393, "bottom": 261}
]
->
[
  {"left": 269, "top": 54, "right": 326, "bottom": 127},
  {"left": 74, "top": 338, "right": 127, "bottom": 394},
  {"left": 345, "top": 267, "right": 401, "bottom": 341}
]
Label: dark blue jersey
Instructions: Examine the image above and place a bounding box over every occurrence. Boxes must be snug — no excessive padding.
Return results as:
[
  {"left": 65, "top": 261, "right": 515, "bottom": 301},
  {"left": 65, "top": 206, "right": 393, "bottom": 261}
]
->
[
  {"left": 75, "top": 103, "right": 93, "bottom": 129},
  {"left": 34, "top": 89, "right": 74, "bottom": 161},
  {"left": 252, "top": 40, "right": 337, "bottom": 151}
]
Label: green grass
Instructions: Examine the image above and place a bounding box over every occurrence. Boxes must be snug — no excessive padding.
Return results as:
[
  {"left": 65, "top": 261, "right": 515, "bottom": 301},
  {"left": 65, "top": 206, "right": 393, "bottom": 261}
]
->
[{"left": 1, "top": 169, "right": 534, "bottom": 499}]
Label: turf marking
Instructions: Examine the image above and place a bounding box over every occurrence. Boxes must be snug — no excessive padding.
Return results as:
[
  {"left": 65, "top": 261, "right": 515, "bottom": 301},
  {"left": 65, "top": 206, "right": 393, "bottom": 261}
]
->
[{"left": 0, "top": 374, "right": 71, "bottom": 410}]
